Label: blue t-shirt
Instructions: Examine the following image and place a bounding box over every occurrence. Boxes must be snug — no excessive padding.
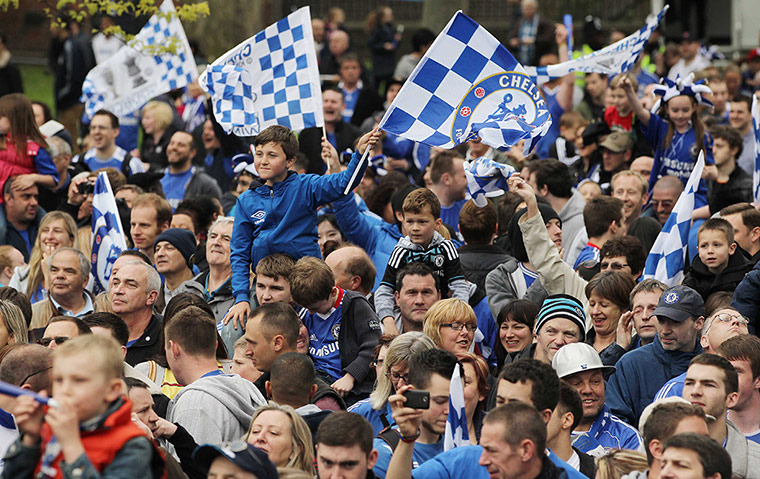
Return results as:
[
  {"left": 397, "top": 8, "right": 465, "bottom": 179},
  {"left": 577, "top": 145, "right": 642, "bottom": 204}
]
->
[
  {"left": 347, "top": 399, "right": 395, "bottom": 436},
  {"left": 374, "top": 435, "right": 443, "bottom": 477},
  {"left": 115, "top": 112, "right": 139, "bottom": 151},
  {"left": 440, "top": 199, "right": 467, "bottom": 232},
  {"left": 161, "top": 167, "right": 194, "bottom": 211},
  {"left": 342, "top": 87, "right": 359, "bottom": 123},
  {"left": 302, "top": 289, "right": 345, "bottom": 381},
  {"left": 80, "top": 147, "right": 143, "bottom": 175},
  {"left": 573, "top": 243, "right": 601, "bottom": 270},
  {"left": 411, "top": 446, "right": 587, "bottom": 479},
  {"left": 641, "top": 114, "right": 714, "bottom": 209}
]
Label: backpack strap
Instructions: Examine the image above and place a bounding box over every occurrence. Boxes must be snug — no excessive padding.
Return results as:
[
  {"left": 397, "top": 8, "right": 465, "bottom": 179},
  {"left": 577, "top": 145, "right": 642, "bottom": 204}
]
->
[
  {"left": 376, "top": 426, "right": 401, "bottom": 453},
  {"left": 379, "top": 412, "right": 391, "bottom": 429}
]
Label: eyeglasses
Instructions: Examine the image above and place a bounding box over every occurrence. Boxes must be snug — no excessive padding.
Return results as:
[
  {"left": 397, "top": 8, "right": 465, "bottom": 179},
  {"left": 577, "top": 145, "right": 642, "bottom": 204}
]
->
[
  {"left": 441, "top": 322, "right": 477, "bottom": 332},
  {"left": 37, "top": 336, "right": 70, "bottom": 347},
  {"left": 600, "top": 261, "right": 629, "bottom": 271},
  {"left": 712, "top": 313, "right": 749, "bottom": 326},
  {"left": 19, "top": 366, "right": 52, "bottom": 387},
  {"left": 386, "top": 370, "right": 409, "bottom": 383}
]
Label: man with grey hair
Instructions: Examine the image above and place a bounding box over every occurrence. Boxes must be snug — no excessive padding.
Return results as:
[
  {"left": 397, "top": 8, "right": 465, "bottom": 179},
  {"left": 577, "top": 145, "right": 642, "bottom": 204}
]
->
[
  {"left": 109, "top": 259, "right": 162, "bottom": 365},
  {"left": 176, "top": 216, "right": 238, "bottom": 354},
  {"left": 39, "top": 135, "right": 82, "bottom": 213},
  {"left": 30, "top": 247, "right": 94, "bottom": 329}
]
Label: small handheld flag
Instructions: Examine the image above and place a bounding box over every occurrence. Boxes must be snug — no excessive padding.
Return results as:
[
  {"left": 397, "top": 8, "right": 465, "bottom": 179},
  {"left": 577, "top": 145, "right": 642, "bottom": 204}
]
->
[
  {"left": 751, "top": 94, "right": 760, "bottom": 205},
  {"left": 643, "top": 151, "right": 705, "bottom": 286},
  {"left": 464, "top": 157, "right": 516, "bottom": 207},
  {"left": 443, "top": 363, "right": 469, "bottom": 451},
  {"left": 91, "top": 172, "right": 127, "bottom": 294}
]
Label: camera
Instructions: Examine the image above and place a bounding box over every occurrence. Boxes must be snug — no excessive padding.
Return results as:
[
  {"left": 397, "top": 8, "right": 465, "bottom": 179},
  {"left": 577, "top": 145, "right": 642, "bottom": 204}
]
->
[{"left": 78, "top": 181, "right": 94, "bottom": 196}]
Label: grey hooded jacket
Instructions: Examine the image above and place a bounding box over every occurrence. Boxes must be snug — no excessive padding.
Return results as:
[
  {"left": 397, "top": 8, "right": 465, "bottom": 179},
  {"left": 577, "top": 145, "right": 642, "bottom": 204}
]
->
[{"left": 167, "top": 373, "right": 266, "bottom": 445}]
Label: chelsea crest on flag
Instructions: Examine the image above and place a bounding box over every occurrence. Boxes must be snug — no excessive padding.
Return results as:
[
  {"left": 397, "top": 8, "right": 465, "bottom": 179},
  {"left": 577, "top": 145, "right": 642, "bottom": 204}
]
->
[{"left": 378, "top": 11, "right": 551, "bottom": 155}]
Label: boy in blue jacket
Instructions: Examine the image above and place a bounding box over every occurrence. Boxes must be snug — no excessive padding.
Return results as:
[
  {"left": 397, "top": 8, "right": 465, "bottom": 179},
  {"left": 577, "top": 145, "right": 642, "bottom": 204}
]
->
[{"left": 225, "top": 125, "right": 380, "bottom": 327}]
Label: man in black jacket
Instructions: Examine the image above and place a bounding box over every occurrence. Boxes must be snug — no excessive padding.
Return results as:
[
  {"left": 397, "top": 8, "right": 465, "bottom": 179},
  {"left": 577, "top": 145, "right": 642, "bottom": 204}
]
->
[
  {"left": 458, "top": 199, "right": 511, "bottom": 292},
  {"left": 299, "top": 87, "right": 360, "bottom": 174}
]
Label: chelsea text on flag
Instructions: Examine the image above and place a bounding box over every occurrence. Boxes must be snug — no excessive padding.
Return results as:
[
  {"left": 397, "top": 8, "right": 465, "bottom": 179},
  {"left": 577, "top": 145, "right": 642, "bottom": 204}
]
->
[
  {"left": 643, "top": 151, "right": 705, "bottom": 286},
  {"left": 378, "top": 11, "right": 551, "bottom": 154},
  {"left": 80, "top": 0, "right": 196, "bottom": 118},
  {"left": 91, "top": 172, "right": 127, "bottom": 294},
  {"left": 199, "top": 7, "right": 324, "bottom": 136}
]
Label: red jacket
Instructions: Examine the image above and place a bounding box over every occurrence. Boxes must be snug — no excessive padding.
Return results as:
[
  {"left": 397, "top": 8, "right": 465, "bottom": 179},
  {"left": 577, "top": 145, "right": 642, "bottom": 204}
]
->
[{"left": 34, "top": 397, "right": 165, "bottom": 479}]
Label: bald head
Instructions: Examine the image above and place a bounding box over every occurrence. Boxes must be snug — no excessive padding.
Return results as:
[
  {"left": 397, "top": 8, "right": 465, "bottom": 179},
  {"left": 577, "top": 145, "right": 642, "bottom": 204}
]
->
[
  {"left": 329, "top": 30, "right": 349, "bottom": 57},
  {"left": 630, "top": 156, "right": 654, "bottom": 179},
  {"left": 325, "top": 245, "right": 376, "bottom": 296}
]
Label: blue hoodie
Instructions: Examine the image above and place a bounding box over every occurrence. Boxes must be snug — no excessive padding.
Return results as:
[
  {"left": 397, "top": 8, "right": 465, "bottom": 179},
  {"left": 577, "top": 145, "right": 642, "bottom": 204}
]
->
[
  {"left": 230, "top": 151, "right": 368, "bottom": 303},
  {"left": 605, "top": 334, "right": 703, "bottom": 426}
]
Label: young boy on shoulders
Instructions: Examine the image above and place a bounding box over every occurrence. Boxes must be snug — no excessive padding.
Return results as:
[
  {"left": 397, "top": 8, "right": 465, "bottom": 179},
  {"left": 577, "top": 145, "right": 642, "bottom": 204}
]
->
[
  {"left": 374, "top": 188, "right": 469, "bottom": 334},
  {"left": 683, "top": 218, "right": 753, "bottom": 300},
  {"left": 5, "top": 334, "right": 163, "bottom": 478},
  {"left": 226, "top": 125, "right": 380, "bottom": 328},
  {"left": 289, "top": 256, "right": 381, "bottom": 404}
]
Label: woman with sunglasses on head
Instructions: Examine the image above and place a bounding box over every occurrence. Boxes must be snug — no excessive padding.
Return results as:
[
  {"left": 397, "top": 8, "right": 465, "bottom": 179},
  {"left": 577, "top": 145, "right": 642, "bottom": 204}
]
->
[{"left": 347, "top": 332, "right": 435, "bottom": 435}]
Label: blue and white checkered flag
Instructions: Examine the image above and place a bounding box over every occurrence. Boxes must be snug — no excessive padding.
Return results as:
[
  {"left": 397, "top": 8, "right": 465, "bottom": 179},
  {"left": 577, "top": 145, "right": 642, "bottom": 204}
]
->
[
  {"left": 80, "top": 0, "right": 196, "bottom": 118},
  {"left": 444, "top": 363, "right": 469, "bottom": 451},
  {"left": 464, "top": 157, "right": 516, "bottom": 207},
  {"left": 203, "top": 65, "right": 257, "bottom": 134},
  {"left": 91, "top": 172, "right": 127, "bottom": 294},
  {"left": 199, "top": 7, "right": 323, "bottom": 136},
  {"left": 524, "top": 6, "right": 667, "bottom": 85},
  {"left": 643, "top": 151, "right": 705, "bottom": 286},
  {"left": 378, "top": 11, "right": 551, "bottom": 155},
  {"left": 751, "top": 94, "right": 760, "bottom": 204}
]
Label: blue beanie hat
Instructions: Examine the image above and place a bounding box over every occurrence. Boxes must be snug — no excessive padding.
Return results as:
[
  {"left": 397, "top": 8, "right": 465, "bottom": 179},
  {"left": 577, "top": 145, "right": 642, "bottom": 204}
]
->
[
  {"left": 154, "top": 228, "right": 196, "bottom": 265},
  {"left": 535, "top": 294, "right": 586, "bottom": 337}
]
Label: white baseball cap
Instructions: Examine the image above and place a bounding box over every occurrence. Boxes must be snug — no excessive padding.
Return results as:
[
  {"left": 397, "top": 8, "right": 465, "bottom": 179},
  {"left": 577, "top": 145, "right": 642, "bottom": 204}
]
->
[{"left": 551, "top": 342, "right": 616, "bottom": 379}]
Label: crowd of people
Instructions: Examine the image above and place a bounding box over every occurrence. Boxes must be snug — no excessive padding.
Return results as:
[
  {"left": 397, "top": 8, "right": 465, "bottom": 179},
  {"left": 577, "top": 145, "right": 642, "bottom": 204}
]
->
[{"left": 0, "top": 1, "right": 760, "bottom": 478}]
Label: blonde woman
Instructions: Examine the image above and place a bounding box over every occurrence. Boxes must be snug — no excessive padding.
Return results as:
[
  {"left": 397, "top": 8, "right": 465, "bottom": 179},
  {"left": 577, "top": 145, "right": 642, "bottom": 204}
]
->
[
  {"left": 246, "top": 402, "right": 314, "bottom": 476},
  {"left": 9, "top": 211, "right": 78, "bottom": 303},
  {"left": 0, "top": 300, "right": 28, "bottom": 346},
  {"left": 348, "top": 331, "right": 436, "bottom": 435},
  {"left": 423, "top": 298, "right": 478, "bottom": 355},
  {"left": 139, "top": 101, "right": 177, "bottom": 171},
  {"left": 595, "top": 449, "right": 648, "bottom": 479}
]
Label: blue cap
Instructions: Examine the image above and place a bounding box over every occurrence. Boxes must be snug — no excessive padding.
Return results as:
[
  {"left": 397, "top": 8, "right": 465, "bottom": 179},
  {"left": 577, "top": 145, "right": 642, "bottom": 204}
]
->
[
  {"left": 651, "top": 285, "right": 705, "bottom": 322},
  {"left": 193, "top": 442, "right": 278, "bottom": 478}
]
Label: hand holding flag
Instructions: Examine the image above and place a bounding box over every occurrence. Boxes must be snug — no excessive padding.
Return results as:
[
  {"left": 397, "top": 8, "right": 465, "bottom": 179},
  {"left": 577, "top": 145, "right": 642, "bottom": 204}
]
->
[{"left": 444, "top": 363, "right": 470, "bottom": 450}]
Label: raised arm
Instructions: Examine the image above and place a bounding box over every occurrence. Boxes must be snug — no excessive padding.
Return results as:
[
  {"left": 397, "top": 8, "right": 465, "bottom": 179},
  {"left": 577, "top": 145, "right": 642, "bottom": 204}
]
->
[{"left": 621, "top": 74, "right": 650, "bottom": 126}]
